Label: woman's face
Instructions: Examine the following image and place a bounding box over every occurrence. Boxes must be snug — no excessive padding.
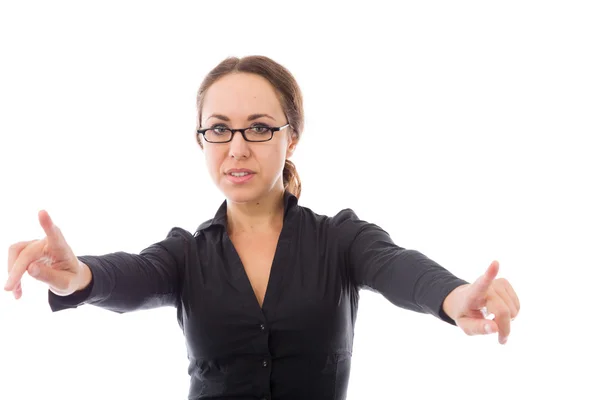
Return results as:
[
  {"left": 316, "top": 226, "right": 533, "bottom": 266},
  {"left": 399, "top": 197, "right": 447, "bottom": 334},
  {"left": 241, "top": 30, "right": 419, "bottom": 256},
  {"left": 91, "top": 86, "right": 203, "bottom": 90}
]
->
[{"left": 200, "top": 72, "right": 296, "bottom": 204}]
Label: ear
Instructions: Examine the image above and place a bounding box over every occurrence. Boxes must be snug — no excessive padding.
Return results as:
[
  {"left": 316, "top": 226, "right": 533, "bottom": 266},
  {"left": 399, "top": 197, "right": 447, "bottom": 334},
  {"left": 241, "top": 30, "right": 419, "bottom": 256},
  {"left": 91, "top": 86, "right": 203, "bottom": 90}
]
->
[
  {"left": 286, "top": 144, "right": 296, "bottom": 159},
  {"left": 196, "top": 133, "right": 205, "bottom": 151},
  {"left": 286, "top": 134, "right": 298, "bottom": 158}
]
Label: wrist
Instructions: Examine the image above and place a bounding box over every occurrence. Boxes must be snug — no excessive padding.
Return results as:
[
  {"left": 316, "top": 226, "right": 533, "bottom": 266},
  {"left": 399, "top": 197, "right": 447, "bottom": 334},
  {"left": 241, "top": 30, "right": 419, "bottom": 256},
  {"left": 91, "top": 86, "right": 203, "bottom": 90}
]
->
[
  {"left": 76, "top": 261, "right": 92, "bottom": 292},
  {"left": 442, "top": 284, "right": 469, "bottom": 321}
]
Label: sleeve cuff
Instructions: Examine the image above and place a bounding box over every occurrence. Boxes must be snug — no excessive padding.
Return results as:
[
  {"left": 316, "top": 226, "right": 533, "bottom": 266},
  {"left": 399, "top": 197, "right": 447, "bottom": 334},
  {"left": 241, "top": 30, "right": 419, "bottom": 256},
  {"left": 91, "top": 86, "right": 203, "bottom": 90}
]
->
[
  {"left": 437, "top": 278, "right": 469, "bottom": 326},
  {"left": 47, "top": 256, "right": 98, "bottom": 312},
  {"left": 412, "top": 266, "right": 470, "bottom": 326}
]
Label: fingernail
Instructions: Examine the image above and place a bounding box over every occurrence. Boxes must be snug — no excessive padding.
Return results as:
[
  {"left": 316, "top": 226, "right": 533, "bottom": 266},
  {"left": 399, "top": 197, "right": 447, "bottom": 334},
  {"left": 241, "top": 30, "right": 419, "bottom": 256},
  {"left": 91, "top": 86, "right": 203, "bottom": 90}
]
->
[
  {"left": 30, "top": 265, "right": 40, "bottom": 277},
  {"left": 500, "top": 336, "right": 508, "bottom": 344},
  {"left": 484, "top": 324, "right": 493, "bottom": 334},
  {"left": 4, "top": 281, "right": 11, "bottom": 291}
]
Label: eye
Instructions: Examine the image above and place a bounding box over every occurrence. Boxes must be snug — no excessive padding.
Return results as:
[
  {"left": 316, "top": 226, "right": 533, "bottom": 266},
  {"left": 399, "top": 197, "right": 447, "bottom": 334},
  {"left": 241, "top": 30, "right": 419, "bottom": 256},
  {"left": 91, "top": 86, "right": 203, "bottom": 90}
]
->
[
  {"left": 249, "top": 125, "right": 270, "bottom": 134},
  {"left": 211, "top": 124, "right": 230, "bottom": 134}
]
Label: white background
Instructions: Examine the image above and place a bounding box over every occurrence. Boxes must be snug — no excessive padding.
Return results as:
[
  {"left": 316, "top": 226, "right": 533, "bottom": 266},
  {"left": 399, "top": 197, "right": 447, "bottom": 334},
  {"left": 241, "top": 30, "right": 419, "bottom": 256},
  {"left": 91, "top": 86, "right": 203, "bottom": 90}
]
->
[{"left": 1, "top": 1, "right": 599, "bottom": 399}]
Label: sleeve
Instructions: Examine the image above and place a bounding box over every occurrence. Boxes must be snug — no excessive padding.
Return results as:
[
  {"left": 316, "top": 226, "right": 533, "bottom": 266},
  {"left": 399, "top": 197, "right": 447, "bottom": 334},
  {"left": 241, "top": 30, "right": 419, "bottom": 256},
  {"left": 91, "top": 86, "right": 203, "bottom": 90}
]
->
[
  {"left": 333, "top": 209, "right": 469, "bottom": 325},
  {"left": 48, "top": 227, "right": 190, "bottom": 314}
]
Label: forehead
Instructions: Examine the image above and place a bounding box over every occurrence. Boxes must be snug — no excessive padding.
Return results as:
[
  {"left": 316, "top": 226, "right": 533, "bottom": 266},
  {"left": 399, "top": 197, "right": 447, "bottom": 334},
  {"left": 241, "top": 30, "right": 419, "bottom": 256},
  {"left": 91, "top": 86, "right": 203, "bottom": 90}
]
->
[{"left": 202, "top": 73, "right": 283, "bottom": 121}]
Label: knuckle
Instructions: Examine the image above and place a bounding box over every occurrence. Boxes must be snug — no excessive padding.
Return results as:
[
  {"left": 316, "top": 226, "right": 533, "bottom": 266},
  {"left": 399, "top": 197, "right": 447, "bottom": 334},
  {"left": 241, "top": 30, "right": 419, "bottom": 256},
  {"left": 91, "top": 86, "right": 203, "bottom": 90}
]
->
[
  {"left": 8, "top": 243, "right": 23, "bottom": 259},
  {"left": 493, "top": 278, "right": 507, "bottom": 288},
  {"left": 10, "top": 240, "right": 36, "bottom": 252},
  {"left": 458, "top": 322, "right": 474, "bottom": 336}
]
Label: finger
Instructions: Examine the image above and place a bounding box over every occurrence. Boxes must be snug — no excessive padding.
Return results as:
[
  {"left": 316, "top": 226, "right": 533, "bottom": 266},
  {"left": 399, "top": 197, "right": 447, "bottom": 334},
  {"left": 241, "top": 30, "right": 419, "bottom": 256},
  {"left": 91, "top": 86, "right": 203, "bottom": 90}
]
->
[
  {"left": 495, "top": 284, "right": 519, "bottom": 320},
  {"left": 38, "top": 210, "right": 66, "bottom": 248},
  {"left": 456, "top": 316, "right": 499, "bottom": 336},
  {"left": 504, "top": 281, "right": 521, "bottom": 317},
  {"left": 4, "top": 240, "right": 46, "bottom": 291},
  {"left": 14, "top": 281, "right": 22, "bottom": 300},
  {"left": 7, "top": 240, "right": 36, "bottom": 298},
  {"left": 464, "top": 260, "right": 500, "bottom": 307},
  {"left": 474, "top": 260, "right": 500, "bottom": 292},
  {"left": 489, "top": 298, "right": 511, "bottom": 344},
  {"left": 8, "top": 241, "right": 36, "bottom": 272}
]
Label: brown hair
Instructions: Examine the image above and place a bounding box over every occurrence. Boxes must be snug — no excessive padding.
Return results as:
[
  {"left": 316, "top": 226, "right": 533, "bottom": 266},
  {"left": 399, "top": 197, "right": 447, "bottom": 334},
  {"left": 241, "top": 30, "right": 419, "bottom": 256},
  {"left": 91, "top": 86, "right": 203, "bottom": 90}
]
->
[{"left": 195, "top": 55, "right": 304, "bottom": 199}]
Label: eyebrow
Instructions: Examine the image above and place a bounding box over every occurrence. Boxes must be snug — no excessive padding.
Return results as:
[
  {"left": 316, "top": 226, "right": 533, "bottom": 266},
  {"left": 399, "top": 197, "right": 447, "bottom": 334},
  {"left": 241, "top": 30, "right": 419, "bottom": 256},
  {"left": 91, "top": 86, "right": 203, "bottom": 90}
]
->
[{"left": 207, "top": 113, "right": 276, "bottom": 122}]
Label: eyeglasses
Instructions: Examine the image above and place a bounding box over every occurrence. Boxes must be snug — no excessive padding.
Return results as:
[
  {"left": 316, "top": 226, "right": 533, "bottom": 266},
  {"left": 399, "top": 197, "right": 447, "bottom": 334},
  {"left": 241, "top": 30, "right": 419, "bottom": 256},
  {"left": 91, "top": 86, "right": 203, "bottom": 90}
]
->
[{"left": 197, "top": 123, "right": 290, "bottom": 143}]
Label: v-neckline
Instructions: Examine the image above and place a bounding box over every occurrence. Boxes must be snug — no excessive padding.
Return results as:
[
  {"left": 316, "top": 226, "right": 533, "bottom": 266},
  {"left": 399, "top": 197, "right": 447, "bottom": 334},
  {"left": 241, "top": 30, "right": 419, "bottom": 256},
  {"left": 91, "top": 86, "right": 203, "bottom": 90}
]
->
[{"left": 225, "top": 222, "right": 292, "bottom": 314}]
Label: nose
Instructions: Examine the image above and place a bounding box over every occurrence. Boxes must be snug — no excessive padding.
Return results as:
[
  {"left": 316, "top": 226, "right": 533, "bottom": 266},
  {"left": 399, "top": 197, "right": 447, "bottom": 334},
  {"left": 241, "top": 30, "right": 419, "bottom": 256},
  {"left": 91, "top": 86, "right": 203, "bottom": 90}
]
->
[{"left": 228, "top": 131, "right": 250, "bottom": 160}]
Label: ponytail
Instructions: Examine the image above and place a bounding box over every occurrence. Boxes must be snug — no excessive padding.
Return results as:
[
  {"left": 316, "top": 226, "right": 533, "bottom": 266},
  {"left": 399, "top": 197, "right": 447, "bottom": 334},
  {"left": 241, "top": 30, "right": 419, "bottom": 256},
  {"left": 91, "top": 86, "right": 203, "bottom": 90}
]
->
[{"left": 283, "top": 159, "right": 301, "bottom": 199}]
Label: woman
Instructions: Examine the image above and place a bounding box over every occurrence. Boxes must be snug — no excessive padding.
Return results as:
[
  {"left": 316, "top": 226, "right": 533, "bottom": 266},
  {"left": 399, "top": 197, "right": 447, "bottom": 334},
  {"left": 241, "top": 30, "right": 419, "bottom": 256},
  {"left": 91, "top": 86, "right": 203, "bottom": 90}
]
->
[{"left": 5, "top": 55, "right": 520, "bottom": 400}]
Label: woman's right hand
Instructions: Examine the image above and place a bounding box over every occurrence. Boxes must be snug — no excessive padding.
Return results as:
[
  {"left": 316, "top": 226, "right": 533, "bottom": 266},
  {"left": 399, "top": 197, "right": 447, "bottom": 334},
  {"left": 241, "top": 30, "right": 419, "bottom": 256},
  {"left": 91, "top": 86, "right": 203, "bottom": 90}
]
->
[{"left": 5, "top": 210, "right": 91, "bottom": 299}]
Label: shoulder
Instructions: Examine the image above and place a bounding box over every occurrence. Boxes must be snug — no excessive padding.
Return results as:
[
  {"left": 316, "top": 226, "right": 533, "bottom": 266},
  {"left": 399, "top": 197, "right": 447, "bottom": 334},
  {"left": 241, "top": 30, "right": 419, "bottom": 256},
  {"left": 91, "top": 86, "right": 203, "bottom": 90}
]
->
[
  {"left": 163, "top": 226, "right": 196, "bottom": 243},
  {"left": 193, "top": 218, "right": 215, "bottom": 236},
  {"left": 329, "top": 208, "right": 362, "bottom": 227},
  {"left": 296, "top": 204, "right": 366, "bottom": 226},
  {"left": 294, "top": 204, "right": 357, "bottom": 228},
  {"left": 296, "top": 204, "right": 377, "bottom": 244},
  {"left": 140, "top": 226, "right": 196, "bottom": 259}
]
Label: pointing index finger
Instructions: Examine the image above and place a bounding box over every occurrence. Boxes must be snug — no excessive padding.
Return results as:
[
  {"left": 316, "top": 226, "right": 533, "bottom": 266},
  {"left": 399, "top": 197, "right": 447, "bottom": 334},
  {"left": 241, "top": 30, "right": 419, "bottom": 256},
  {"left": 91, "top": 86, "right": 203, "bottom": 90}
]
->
[
  {"left": 463, "top": 261, "right": 500, "bottom": 308},
  {"left": 473, "top": 260, "right": 500, "bottom": 294},
  {"left": 38, "top": 210, "right": 65, "bottom": 247}
]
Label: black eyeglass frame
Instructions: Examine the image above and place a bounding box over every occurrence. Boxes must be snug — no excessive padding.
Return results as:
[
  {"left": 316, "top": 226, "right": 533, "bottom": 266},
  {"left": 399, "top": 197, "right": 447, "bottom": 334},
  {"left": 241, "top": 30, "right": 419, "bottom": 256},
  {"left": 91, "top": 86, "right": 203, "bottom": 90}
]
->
[{"left": 197, "top": 123, "right": 290, "bottom": 143}]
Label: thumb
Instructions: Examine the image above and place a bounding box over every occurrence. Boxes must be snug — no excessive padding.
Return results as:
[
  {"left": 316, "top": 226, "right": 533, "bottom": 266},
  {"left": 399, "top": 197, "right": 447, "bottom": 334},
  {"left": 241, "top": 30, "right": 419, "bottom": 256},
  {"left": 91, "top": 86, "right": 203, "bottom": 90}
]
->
[
  {"left": 38, "top": 210, "right": 66, "bottom": 248},
  {"left": 28, "top": 262, "right": 72, "bottom": 293},
  {"left": 456, "top": 316, "right": 499, "bottom": 336}
]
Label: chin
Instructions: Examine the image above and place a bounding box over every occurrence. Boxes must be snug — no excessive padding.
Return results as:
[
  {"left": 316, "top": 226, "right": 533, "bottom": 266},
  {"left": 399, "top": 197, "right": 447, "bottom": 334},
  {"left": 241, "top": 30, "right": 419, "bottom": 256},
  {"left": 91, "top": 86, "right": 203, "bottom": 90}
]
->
[{"left": 220, "top": 184, "right": 263, "bottom": 204}]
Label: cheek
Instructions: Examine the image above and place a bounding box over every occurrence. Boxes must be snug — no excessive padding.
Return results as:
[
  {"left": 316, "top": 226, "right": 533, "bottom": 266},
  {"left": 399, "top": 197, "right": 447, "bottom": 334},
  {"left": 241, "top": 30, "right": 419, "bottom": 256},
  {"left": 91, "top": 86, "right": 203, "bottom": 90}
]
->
[
  {"left": 259, "top": 144, "right": 287, "bottom": 174},
  {"left": 204, "top": 149, "right": 225, "bottom": 178}
]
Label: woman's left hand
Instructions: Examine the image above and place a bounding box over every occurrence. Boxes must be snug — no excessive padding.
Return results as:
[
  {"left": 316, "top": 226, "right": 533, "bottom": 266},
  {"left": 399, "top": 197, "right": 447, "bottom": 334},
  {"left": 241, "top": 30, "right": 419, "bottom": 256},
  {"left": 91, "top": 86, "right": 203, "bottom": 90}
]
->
[{"left": 443, "top": 260, "right": 520, "bottom": 344}]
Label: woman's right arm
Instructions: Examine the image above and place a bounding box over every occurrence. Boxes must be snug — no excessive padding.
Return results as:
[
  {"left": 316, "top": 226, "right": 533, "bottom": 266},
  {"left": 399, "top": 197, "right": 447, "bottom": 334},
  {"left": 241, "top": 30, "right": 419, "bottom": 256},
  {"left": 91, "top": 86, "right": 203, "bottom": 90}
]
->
[
  {"left": 49, "top": 227, "right": 189, "bottom": 314},
  {"left": 5, "top": 210, "right": 189, "bottom": 314}
]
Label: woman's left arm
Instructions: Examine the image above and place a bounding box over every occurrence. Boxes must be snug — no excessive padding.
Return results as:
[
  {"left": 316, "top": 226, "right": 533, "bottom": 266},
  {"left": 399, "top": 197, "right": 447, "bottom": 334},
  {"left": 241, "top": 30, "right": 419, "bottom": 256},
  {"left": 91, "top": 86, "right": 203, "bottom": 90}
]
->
[
  {"left": 339, "top": 210, "right": 520, "bottom": 343},
  {"left": 342, "top": 212, "right": 468, "bottom": 324}
]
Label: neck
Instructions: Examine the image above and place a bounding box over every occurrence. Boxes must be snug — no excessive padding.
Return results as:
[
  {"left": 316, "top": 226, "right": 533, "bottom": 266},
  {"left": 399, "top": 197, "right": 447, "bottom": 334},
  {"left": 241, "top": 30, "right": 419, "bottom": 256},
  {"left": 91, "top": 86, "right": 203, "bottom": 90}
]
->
[{"left": 226, "top": 188, "right": 286, "bottom": 236}]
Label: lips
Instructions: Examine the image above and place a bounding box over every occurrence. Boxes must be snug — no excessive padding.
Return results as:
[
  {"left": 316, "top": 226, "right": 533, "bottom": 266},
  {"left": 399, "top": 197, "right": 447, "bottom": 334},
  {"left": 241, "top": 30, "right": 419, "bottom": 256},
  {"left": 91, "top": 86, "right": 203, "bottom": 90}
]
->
[
  {"left": 225, "top": 170, "right": 255, "bottom": 184},
  {"left": 226, "top": 168, "right": 255, "bottom": 174},
  {"left": 229, "top": 171, "right": 252, "bottom": 177}
]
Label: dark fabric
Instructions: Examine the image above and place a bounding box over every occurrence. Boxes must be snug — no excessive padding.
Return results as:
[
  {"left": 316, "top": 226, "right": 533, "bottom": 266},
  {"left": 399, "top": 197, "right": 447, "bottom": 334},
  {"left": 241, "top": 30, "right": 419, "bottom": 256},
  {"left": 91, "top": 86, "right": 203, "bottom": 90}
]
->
[{"left": 49, "top": 191, "right": 469, "bottom": 399}]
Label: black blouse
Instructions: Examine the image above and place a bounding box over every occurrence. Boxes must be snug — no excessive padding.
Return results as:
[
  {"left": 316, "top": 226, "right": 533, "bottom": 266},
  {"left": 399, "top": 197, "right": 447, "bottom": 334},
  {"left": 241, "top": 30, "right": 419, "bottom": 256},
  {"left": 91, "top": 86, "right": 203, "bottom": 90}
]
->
[{"left": 49, "top": 191, "right": 469, "bottom": 400}]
